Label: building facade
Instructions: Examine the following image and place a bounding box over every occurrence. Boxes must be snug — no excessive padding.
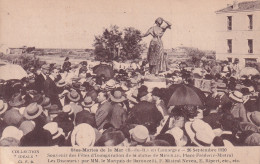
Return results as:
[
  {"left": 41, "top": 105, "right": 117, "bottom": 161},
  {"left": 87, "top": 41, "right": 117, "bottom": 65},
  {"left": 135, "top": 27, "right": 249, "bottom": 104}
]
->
[{"left": 215, "top": 1, "right": 260, "bottom": 68}]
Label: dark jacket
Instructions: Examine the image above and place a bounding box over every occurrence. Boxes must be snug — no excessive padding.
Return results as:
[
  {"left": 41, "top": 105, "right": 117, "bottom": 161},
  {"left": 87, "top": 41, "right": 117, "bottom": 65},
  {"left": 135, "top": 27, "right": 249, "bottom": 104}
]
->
[
  {"left": 44, "top": 76, "right": 62, "bottom": 108},
  {"left": 34, "top": 73, "right": 45, "bottom": 93}
]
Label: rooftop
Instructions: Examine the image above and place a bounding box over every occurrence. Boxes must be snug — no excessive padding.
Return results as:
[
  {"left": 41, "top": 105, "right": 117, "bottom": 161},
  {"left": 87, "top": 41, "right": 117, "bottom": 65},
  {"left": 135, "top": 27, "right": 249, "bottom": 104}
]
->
[{"left": 216, "top": 1, "right": 260, "bottom": 13}]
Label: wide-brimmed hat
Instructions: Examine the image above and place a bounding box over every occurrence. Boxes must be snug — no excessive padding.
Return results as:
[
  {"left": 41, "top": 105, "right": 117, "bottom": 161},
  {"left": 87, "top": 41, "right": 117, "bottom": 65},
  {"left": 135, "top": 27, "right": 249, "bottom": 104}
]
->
[
  {"left": 244, "top": 133, "right": 260, "bottom": 146},
  {"left": 81, "top": 96, "right": 95, "bottom": 108},
  {"left": 216, "top": 82, "right": 227, "bottom": 92},
  {"left": 43, "top": 122, "right": 64, "bottom": 140},
  {"left": 229, "top": 91, "right": 243, "bottom": 103},
  {"left": 71, "top": 123, "right": 96, "bottom": 146},
  {"left": 48, "top": 104, "right": 61, "bottom": 115},
  {"left": 1, "top": 126, "right": 23, "bottom": 141},
  {"left": 23, "top": 103, "right": 43, "bottom": 120},
  {"left": 166, "top": 127, "right": 188, "bottom": 146},
  {"left": 0, "top": 100, "right": 8, "bottom": 115},
  {"left": 185, "top": 119, "right": 215, "bottom": 146},
  {"left": 56, "top": 79, "right": 66, "bottom": 87},
  {"left": 19, "top": 120, "right": 35, "bottom": 136},
  {"left": 9, "top": 93, "right": 25, "bottom": 107},
  {"left": 67, "top": 90, "right": 80, "bottom": 102},
  {"left": 3, "top": 108, "right": 24, "bottom": 126},
  {"left": 62, "top": 105, "right": 74, "bottom": 115},
  {"left": 247, "top": 111, "right": 260, "bottom": 126},
  {"left": 41, "top": 64, "right": 50, "bottom": 70},
  {"left": 129, "top": 125, "right": 149, "bottom": 143},
  {"left": 110, "top": 90, "right": 126, "bottom": 103},
  {"left": 103, "top": 79, "right": 117, "bottom": 90}
]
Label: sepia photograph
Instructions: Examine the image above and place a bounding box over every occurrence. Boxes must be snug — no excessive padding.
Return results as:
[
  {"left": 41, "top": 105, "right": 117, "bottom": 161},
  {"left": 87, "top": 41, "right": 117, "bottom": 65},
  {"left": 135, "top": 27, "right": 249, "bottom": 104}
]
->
[{"left": 0, "top": 0, "right": 260, "bottom": 163}]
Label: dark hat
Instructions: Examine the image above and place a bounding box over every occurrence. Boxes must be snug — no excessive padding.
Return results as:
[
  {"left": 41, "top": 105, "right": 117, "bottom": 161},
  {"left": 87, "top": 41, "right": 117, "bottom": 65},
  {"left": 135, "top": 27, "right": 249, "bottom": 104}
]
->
[
  {"left": 65, "top": 57, "right": 69, "bottom": 61},
  {"left": 75, "top": 110, "right": 96, "bottom": 127},
  {"left": 67, "top": 90, "right": 80, "bottom": 102},
  {"left": 72, "top": 82, "right": 81, "bottom": 90},
  {"left": 23, "top": 103, "right": 43, "bottom": 120},
  {"left": 40, "top": 97, "right": 51, "bottom": 109},
  {"left": 53, "top": 113, "right": 74, "bottom": 135},
  {"left": 9, "top": 93, "right": 26, "bottom": 107},
  {"left": 241, "top": 88, "right": 250, "bottom": 95},
  {"left": 151, "top": 87, "right": 161, "bottom": 97},
  {"left": 137, "top": 85, "right": 148, "bottom": 100},
  {"left": 48, "top": 104, "right": 61, "bottom": 115}
]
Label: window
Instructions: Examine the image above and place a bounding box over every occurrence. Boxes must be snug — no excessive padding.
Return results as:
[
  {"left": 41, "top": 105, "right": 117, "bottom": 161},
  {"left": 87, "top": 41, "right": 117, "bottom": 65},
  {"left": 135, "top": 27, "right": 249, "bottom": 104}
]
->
[
  {"left": 248, "top": 15, "right": 253, "bottom": 30},
  {"left": 227, "top": 16, "right": 232, "bottom": 30},
  {"left": 245, "top": 58, "right": 257, "bottom": 67},
  {"left": 248, "top": 39, "right": 253, "bottom": 53},
  {"left": 227, "top": 39, "right": 232, "bottom": 53}
]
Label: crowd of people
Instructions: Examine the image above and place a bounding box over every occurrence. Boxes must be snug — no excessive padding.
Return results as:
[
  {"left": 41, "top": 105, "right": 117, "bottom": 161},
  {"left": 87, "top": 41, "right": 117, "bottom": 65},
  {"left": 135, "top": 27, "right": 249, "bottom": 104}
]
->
[{"left": 0, "top": 57, "right": 259, "bottom": 147}]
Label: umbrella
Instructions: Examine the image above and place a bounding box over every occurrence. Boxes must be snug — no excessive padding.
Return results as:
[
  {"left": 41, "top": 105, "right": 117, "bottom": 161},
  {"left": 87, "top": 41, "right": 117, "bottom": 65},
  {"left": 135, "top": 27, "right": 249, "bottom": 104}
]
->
[
  {"left": 93, "top": 64, "right": 114, "bottom": 79},
  {"left": 240, "top": 67, "right": 259, "bottom": 77},
  {"left": 167, "top": 84, "right": 206, "bottom": 107},
  {"left": 0, "top": 64, "right": 27, "bottom": 80}
]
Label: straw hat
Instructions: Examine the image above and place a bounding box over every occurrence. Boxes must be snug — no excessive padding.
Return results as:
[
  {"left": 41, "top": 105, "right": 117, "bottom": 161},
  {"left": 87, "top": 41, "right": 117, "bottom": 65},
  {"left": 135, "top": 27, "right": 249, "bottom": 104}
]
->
[
  {"left": 9, "top": 93, "right": 25, "bottom": 107},
  {"left": 247, "top": 111, "right": 260, "bottom": 126},
  {"left": 62, "top": 105, "right": 74, "bottom": 115},
  {"left": 43, "top": 122, "right": 64, "bottom": 140},
  {"left": 1, "top": 126, "right": 23, "bottom": 141},
  {"left": 185, "top": 119, "right": 215, "bottom": 146},
  {"left": 229, "top": 91, "right": 243, "bottom": 103},
  {"left": 56, "top": 79, "right": 66, "bottom": 87},
  {"left": 71, "top": 123, "right": 96, "bottom": 146},
  {"left": 130, "top": 125, "right": 149, "bottom": 143},
  {"left": 23, "top": 103, "right": 43, "bottom": 120},
  {"left": 67, "top": 90, "right": 80, "bottom": 102},
  {"left": 19, "top": 120, "right": 35, "bottom": 135},
  {"left": 0, "top": 100, "right": 8, "bottom": 115},
  {"left": 81, "top": 96, "right": 95, "bottom": 108},
  {"left": 110, "top": 90, "right": 126, "bottom": 103}
]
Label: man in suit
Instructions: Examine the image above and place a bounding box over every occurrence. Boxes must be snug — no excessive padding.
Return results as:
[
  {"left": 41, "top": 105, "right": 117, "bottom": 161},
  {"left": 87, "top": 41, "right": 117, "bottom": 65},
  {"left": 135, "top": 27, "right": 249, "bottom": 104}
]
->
[
  {"left": 95, "top": 91, "right": 113, "bottom": 130},
  {"left": 44, "top": 68, "right": 62, "bottom": 108},
  {"left": 35, "top": 64, "right": 49, "bottom": 93}
]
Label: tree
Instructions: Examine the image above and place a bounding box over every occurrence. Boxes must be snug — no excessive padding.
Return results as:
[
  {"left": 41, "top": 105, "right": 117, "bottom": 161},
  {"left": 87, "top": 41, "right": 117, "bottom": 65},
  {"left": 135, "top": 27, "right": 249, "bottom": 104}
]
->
[
  {"left": 93, "top": 25, "right": 122, "bottom": 61},
  {"left": 93, "top": 25, "right": 146, "bottom": 61},
  {"left": 121, "top": 27, "right": 146, "bottom": 60}
]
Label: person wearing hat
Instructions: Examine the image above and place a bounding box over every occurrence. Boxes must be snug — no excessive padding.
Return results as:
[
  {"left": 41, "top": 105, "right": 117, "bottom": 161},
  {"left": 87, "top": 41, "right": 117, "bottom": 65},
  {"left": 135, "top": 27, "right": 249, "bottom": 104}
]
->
[
  {"left": 62, "top": 57, "right": 71, "bottom": 73},
  {"left": 71, "top": 123, "right": 96, "bottom": 147},
  {"left": 43, "top": 122, "right": 66, "bottom": 146},
  {"left": 34, "top": 64, "right": 49, "bottom": 93},
  {"left": 44, "top": 68, "right": 62, "bottom": 108},
  {"left": 129, "top": 125, "right": 150, "bottom": 146},
  {"left": 247, "top": 111, "right": 260, "bottom": 127},
  {"left": 151, "top": 87, "right": 168, "bottom": 117},
  {"left": 109, "top": 89, "right": 127, "bottom": 129},
  {"left": 81, "top": 96, "right": 95, "bottom": 112},
  {"left": 95, "top": 91, "right": 113, "bottom": 130},
  {"left": 185, "top": 119, "right": 216, "bottom": 146},
  {"left": 8, "top": 92, "right": 26, "bottom": 109},
  {"left": 1, "top": 126, "right": 24, "bottom": 143},
  {"left": 229, "top": 91, "right": 248, "bottom": 122},
  {"left": 3, "top": 108, "right": 24, "bottom": 127},
  {"left": 66, "top": 90, "right": 83, "bottom": 117}
]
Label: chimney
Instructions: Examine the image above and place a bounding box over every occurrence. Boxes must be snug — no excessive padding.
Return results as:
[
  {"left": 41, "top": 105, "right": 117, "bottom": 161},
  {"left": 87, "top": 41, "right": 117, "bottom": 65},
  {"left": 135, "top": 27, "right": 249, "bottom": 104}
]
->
[{"left": 233, "top": 0, "right": 239, "bottom": 10}]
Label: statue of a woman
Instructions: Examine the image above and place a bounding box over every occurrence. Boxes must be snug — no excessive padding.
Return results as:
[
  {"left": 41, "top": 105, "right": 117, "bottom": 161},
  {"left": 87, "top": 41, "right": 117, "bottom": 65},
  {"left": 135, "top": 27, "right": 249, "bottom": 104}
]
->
[{"left": 142, "top": 17, "right": 172, "bottom": 75}]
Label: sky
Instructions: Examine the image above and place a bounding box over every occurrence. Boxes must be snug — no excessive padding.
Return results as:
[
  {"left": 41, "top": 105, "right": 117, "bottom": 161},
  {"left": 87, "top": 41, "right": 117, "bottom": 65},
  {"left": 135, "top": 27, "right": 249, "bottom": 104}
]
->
[{"left": 0, "top": 0, "right": 250, "bottom": 50}]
